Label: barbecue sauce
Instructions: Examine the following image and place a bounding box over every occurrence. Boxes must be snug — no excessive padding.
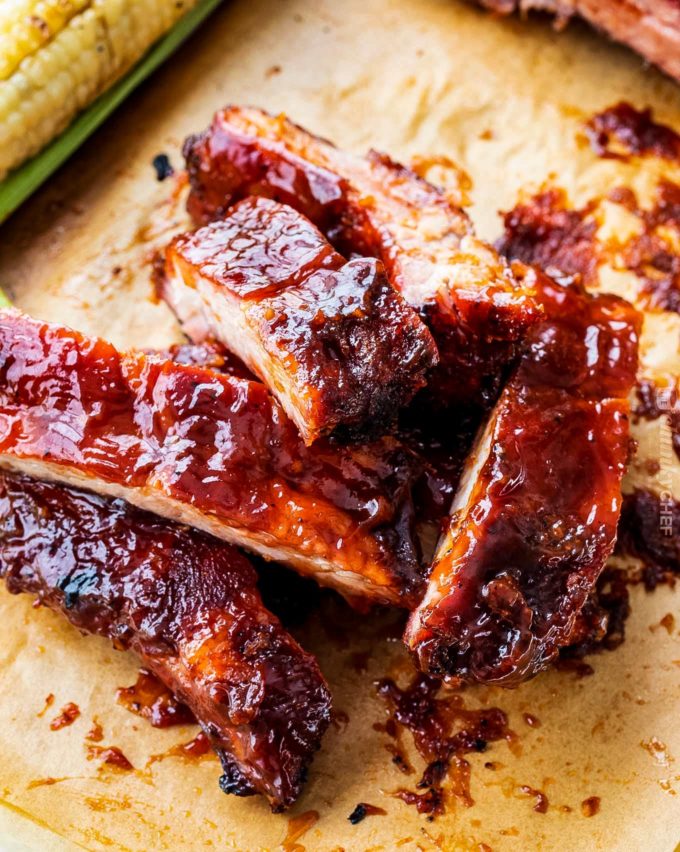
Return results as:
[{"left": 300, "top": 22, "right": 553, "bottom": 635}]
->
[
  {"left": 377, "top": 673, "right": 512, "bottom": 817},
  {"left": 49, "top": 702, "right": 80, "bottom": 730},
  {"left": 117, "top": 669, "right": 195, "bottom": 728}
]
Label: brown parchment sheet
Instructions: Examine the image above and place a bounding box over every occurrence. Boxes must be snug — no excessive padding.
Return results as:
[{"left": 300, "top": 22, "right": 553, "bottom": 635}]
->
[{"left": 0, "top": 1, "right": 678, "bottom": 849}]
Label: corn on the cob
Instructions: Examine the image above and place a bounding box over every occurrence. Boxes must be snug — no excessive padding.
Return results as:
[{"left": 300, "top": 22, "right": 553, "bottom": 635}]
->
[{"left": 0, "top": 0, "right": 199, "bottom": 180}]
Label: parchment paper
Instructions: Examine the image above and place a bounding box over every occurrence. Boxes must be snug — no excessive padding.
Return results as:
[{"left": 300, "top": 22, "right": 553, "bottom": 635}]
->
[{"left": 0, "top": 1, "right": 678, "bottom": 849}]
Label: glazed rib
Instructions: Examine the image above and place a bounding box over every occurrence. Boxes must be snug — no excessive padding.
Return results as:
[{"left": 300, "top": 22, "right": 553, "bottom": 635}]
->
[
  {"left": 183, "top": 106, "right": 541, "bottom": 407},
  {"left": 0, "top": 310, "right": 423, "bottom": 607},
  {"left": 405, "top": 267, "right": 641, "bottom": 685},
  {"left": 477, "top": 0, "right": 680, "bottom": 83},
  {"left": 160, "top": 196, "right": 438, "bottom": 444},
  {"left": 0, "top": 472, "right": 331, "bottom": 811}
]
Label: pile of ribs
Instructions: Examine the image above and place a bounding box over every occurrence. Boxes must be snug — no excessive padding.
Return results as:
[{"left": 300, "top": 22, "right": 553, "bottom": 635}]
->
[
  {"left": 476, "top": 0, "right": 680, "bottom": 83},
  {"left": 0, "top": 106, "right": 640, "bottom": 811}
]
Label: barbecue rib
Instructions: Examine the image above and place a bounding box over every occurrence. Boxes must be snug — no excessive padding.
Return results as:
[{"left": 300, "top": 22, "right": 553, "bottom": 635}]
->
[
  {"left": 0, "top": 310, "right": 423, "bottom": 607},
  {"left": 160, "top": 196, "right": 438, "bottom": 444},
  {"left": 405, "top": 267, "right": 641, "bottom": 685},
  {"left": 0, "top": 472, "right": 331, "bottom": 811},
  {"left": 183, "top": 106, "right": 541, "bottom": 407},
  {"left": 476, "top": 0, "right": 680, "bottom": 83}
]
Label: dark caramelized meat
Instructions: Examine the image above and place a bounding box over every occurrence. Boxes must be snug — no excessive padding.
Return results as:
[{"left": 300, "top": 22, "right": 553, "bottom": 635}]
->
[
  {"left": 0, "top": 310, "right": 423, "bottom": 607},
  {"left": 405, "top": 268, "right": 641, "bottom": 685},
  {"left": 161, "top": 196, "right": 438, "bottom": 444},
  {"left": 477, "top": 1, "right": 680, "bottom": 84},
  {"left": 0, "top": 472, "right": 331, "bottom": 811},
  {"left": 183, "top": 106, "right": 541, "bottom": 407}
]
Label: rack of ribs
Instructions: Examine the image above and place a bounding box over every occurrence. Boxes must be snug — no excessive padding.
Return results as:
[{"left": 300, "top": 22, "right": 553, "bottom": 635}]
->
[
  {"left": 0, "top": 309, "right": 424, "bottom": 607},
  {"left": 182, "top": 106, "right": 541, "bottom": 408},
  {"left": 405, "top": 266, "right": 641, "bottom": 685},
  {"left": 159, "top": 195, "right": 438, "bottom": 444},
  {"left": 476, "top": 0, "right": 680, "bottom": 83},
  {"left": 0, "top": 471, "right": 331, "bottom": 811}
]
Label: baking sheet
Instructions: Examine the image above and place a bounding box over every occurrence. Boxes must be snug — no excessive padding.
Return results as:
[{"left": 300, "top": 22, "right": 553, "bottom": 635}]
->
[{"left": 0, "top": 0, "right": 678, "bottom": 849}]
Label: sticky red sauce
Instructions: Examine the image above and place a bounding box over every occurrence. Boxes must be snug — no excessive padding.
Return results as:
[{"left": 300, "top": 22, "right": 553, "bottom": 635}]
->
[
  {"left": 499, "top": 180, "right": 680, "bottom": 315},
  {"left": 87, "top": 720, "right": 104, "bottom": 743},
  {"left": 117, "top": 669, "right": 195, "bottom": 728},
  {"left": 87, "top": 745, "right": 134, "bottom": 771},
  {"left": 281, "top": 809, "right": 319, "bottom": 852},
  {"left": 519, "top": 784, "right": 549, "bottom": 814},
  {"left": 498, "top": 188, "right": 599, "bottom": 285},
  {"left": 0, "top": 310, "right": 424, "bottom": 607},
  {"left": 581, "top": 796, "right": 601, "bottom": 817},
  {"left": 49, "top": 702, "right": 80, "bottom": 731},
  {"left": 146, "top": 730, "right": 212, "bottom": 768},
  {"left": 377, "top": 673, "right": 512, "bottom": 817},
  {"left": 585, "top": 103, "right": 680, "bottom": 162}
]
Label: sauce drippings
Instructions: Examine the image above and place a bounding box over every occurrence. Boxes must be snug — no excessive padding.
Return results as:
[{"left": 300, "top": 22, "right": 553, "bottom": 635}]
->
[
  {"left": 27, "top": 777, "right": 67, "bottom": 789},
  {"left": 87, "top": 745, "right": 134, "bottom": 771},
  {"left": 347, "top": 802, "right": 387, "bottom": 824},
  {"left": 519, "top": 785, "right": 549, "bottom": 814},
  {"left": 146, "top": 730, "right": 212, "bottom": 768},
  {"left": 49, "top": 702, "right": 80, "bottom": 731},
  {"left": 281, "top": 809, "right": 319, "bottom": 852},
  {"left": 581, "top": 796, "right": 601, "bottom": 817},
  {"left": 585, "top": 103, "right": 680, "bottom": 162},
  {"left": 87, "top": 720, "right": 104, "bottom": 743},
  {"left": 499, "top": 179, "right": 680, "bottom": 314},
  {"left": 377, "top": 673, "right": 512, "bottom": 817},
  {"left": 116, "top": 669, "right": 195, "bottom": 728},
  {"left": 36, "top": 693, "right": 54, "bottom": 718}
]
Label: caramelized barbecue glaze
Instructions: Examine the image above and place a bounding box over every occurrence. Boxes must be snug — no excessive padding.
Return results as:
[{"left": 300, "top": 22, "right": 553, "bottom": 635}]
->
[
  {"left": 0, "top": 310, "right": 423, "bottom": 606},
  {"left": 183, "top": 106, "right": 541, "bottom": 407},
  {"left": 406, "top": 269, "right": 641, "bottom": 685},
  {"left": 0, "top": 472, "right": 331, "bottom": 810},
  {"left": 163, "top": 196, "right": 438, "bottom": 444}
]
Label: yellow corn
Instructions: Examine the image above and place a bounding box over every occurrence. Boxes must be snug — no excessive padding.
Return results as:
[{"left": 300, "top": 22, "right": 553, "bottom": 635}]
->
[{"left": 0, "top": 0, "right": 198, "bottom": 180}]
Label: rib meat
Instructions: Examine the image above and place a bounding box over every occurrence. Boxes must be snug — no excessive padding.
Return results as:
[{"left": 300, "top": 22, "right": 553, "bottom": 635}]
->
[
  {"left": 160, "top": 196, "right": 438, "bottom": 444},
  {"left": 0, "top": 471, "right": 331, "bottom": 811},
  {"left": 477, "top": 0, "right": 680, "bottom": 83},
  {"left": 405, "top": 267, "right": 641, "bottom": 685},
  {"left": 183, "top": 106, "right": 541, "bottom": 407},
  {"left": 0, "top": 309, "right": 423, "bottom": 607}
]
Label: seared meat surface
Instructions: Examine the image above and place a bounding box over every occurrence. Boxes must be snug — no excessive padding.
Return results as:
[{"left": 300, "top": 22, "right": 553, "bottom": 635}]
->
[
  {"left": 0, "top": 310, "right": 423, "bottom": 606},
  {"left": 405, "top": 267, "right": 641, "bottom": 685},
  {"left": 477, "top": 0, "right": 680, "bottom": 83},
  {"left": 0, "top": 472, "right": 331, "bottom": 811},
  {"left": 161, "top": 196, "right": 438, "bottom": 444},
  {"left": 183, "top": 106, "right": 541, "bottom": 408}
]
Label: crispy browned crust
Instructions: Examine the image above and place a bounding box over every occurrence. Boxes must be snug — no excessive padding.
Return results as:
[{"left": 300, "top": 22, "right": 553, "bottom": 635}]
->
[
  {"left": 0, "top": 309, "right": 424, "bottom": 607},
  {"left": 162, "top": 196, "right": 438, "bottom": 444},
  {"left": 183, "top": 106, "right": 541, "bottom": 408},
  {"left": 405, "top": 268, "right": 641, "bottom": 685},
  {"left": 0, "top": 472, "right": 332, "bottom": 811}
]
